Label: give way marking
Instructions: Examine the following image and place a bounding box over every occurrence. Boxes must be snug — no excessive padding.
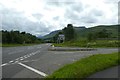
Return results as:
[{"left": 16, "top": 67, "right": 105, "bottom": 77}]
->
[{"left": 18, "top": 62, "right": 48, "bottom": 77}]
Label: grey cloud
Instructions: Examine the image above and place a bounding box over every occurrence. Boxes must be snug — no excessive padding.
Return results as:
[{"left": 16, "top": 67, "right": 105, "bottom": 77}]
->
[
  {"left": 79, "top": 9, "right": 103, "bottom": 23},
  {"left": 118, "top": 2, "right": 120, "bottom": 23},
  {"left": 80, "top": 16, "right": 97, "bottom": 23},
  {"left": 64, "top": 4, "right": 103, "bottom": 24},
  {"left": 45, "top": 0, "right": 84, "bottom": 23},
  {"left": 64, "top": 2, "right": 83, "bottom": 20},
  {"left": 1, "top": 5, "right": 51, "bottom": 36},
  {"left": 70, "top": 2, "right": 83, "bottom": 12},
  {"left": 32, "top": 13, "right": 43, "bottom": 20},
  {"left": 53, "top": 16, "right": 60, "bottom": 20},
  {"left": 91, "top": 9, "right": 103, "bottom": 17},
  {"left": 105, "top": 0, "right": 119, "bottom": 3},
  {"left": 1, "top": 5, "right": 27, "bottom": 30},
  {"left": 46, "top": 0, "right": 77, "bottom": 7},
  {"left": 24, "top": 22, "right": 51, "bottom": 36}
]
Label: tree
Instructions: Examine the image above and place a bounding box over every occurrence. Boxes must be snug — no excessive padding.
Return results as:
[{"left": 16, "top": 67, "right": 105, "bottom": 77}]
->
[
  {"left": 87, "top": 32, "right": 97, "bottom": 42},
  {"left": 96, "top": 29, "right": 110, "bottom": 38},
  {"left": 1, "top": 30, "right": 42, "bottom": 44},
  {"left": 87, "top": 33, "right": 93, "bottom": 42},
  {"left": 87, "top": 29, "right": 112, "bottom": 42},
  {"left": 63, "top": 24, "right": 75, "bottom": 41}
]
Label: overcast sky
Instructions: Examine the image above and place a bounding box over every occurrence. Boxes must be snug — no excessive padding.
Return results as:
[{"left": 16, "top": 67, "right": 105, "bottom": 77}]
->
[{"left": 0, "top": 0, "right": 119, "bottom": 36}]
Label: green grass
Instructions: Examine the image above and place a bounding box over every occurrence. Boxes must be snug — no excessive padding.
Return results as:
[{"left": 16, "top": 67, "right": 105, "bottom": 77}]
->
[
  {"left": 46, "top": 52, "right": 119, "bottom": 79},
  {"left": 1, "top": 43, "right": 41, "bottom": 47},
  {"left": 53, "top": 40, "right": 119, "bottom": 48}
]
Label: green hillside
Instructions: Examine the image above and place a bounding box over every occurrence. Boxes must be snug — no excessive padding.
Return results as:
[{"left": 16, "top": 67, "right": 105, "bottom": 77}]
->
[
  {"left": 42, "top": 24, "right": 119, "bottom": 40},
  {"left": 75, "top": 25, "right": 119, "bottom": 40},
  {"left": 42, "top": 30, "right": 62, "bottom": 39}
]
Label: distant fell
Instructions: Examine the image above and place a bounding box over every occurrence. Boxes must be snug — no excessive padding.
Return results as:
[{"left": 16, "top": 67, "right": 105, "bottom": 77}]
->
[
  {"left": 42, "top": 30, "right": 62, "bottom": 39},
  {"left": 42, "top": 24, "right": 119, "bottom": 40},
  {"left": 75, "top": 24, "right": 119, "bottom": 39}
]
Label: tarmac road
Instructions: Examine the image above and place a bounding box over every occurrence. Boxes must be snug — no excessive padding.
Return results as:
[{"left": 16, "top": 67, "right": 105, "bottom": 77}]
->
[
  {"left": 88, "top": 65, "right": 119, "bottom": 78},
  {"left": 1, "top": 43, "right": 118, "bottom": 79}
]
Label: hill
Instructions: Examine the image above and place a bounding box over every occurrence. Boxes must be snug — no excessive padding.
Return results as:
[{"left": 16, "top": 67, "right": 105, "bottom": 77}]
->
[
  {"left": 75, "top": 24, "right": 119, "bottom": 40},
  {"left": 41, "top": 30, "right": 62, "bottom": 39},
  {"left": 42, "top": 24, "right": 119, "bottom": 40}
]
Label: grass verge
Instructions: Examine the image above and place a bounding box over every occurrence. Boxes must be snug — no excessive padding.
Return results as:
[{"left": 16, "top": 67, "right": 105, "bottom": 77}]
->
[
  {"left": 1, "top": 43, "right": 41, "bottom": 47},
  {"left": 46, "top": 52, "right": 119, "bottom": 79},
  {"left": 53, "top": 40, "right": 119, "bottom": 48}
]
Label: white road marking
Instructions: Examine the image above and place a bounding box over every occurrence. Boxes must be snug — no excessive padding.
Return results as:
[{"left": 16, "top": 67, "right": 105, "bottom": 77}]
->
[
  {"left": 12, "top": 61, "right": 19, "bottom": 64},
  {"left": 20, "top": 57, "right": 23, "bottom": 59},
  {"left": 16, "top": 58, "right": 20, "bottom": 60},
  {"left": 9, "top": 61, "right": 13, "bottom": 63},
  {"left": 10, "top": 60, "right": 14, "bottom": 63},
  {"left": 32, "top": 53, "right": 34, "bottom": 55},
  {"left": 20, "top": 59, "right": 24, "bottom": 60},
  {"left": 23, "top": 56, "right": 28, "bottom": 59},
  {"left": 32, "top": 53, "right": 35, "bottom": 55},
  {"left": 1, "top": 63, "right": 8, "bottom": 67},
  {"left": 14, "top": 61, "right": 19, "bottom": 63},
  {"left": 24, "top": 55, "right": 27, "bottom": 57},
  {"left": 2, "top": 50, "right": 41, "bottom": 67},
  {"left": 21, "top": 59, "right": 38, "bottom": 63},
  {"left": 30, "top": 53, "right": 33, "bottom": 55},
  {"left": 18, "top": 62, "right": 47, "bottom": 77},
  {"left": 26, "top": 55, "right": 30, "bottom": 57}
]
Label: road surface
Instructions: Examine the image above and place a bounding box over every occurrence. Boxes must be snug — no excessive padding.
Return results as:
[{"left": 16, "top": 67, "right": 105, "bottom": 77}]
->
[
  {"left": 1, "top": 43, "right": 118, "bottom": 79},
  {"left": 88, "top": 65, "right": 119, "bottom": 78}
]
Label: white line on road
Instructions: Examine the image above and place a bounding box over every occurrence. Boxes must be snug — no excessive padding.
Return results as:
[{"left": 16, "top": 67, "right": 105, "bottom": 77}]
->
[
  {"left": 1, "top": 63, "right": 8, "bottom": 67},
  {"left": 20, "top": 57, "right": 23, "bottom": 59},
  {"left": 26, "top": 55, "right": 30, "bottom": 57},
  {"left": 23, "top": 56, "right": 28, "bottom": 59},
  {"left": 14, "top": 61, "right": 19, "bottom": 63},
  {"left": 20, "top": 59, "right": 24, "bottom": 60},
  {"left": 29, "top": 54, "right": 32, "bottom": 56},
  {"left": 8, "top": 61, "right": 14, "bottom": 63},
  {"left": 2, "top": 50, "right": 41, "bottom": 67},
  {"left": 9, "top": 61, "right": 14, "bottom": 63},
  {"left": 16, "top": 58, "right": 20, "bottom": 60},
  {"left": 18, "top": 62, "right": 47, "bottom": 77}
]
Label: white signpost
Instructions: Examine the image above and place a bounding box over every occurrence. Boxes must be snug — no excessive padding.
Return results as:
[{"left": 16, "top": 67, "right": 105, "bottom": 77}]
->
[{"left": 57, "top": 34, "right": 65, "bottom": 43}]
